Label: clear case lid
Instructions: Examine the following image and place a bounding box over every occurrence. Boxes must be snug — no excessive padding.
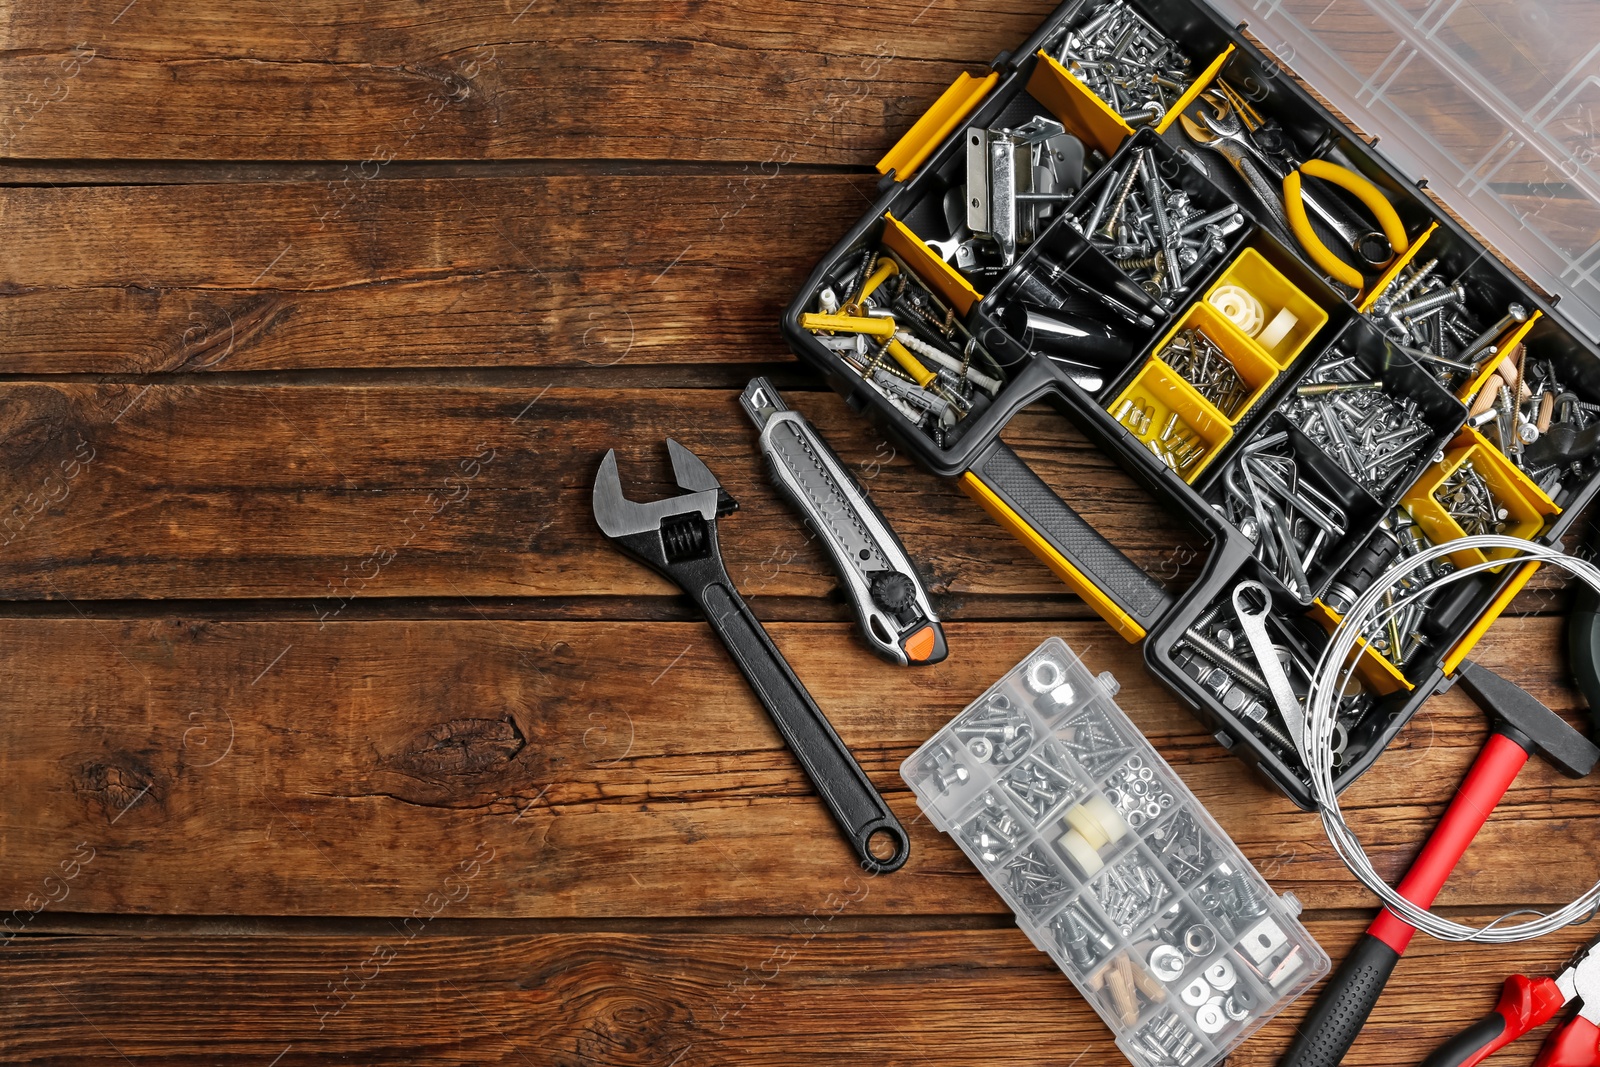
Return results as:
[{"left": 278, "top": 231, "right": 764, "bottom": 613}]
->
[{"left": 1198, "top": 0, "right": 1600, "bottom": 342}]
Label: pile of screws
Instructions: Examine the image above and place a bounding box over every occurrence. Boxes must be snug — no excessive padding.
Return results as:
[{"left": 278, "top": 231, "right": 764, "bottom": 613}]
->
[
  {"left": 1162, "top": 328, "right": 1250, "bottom": 417},
  {"left": 1283, "top": 354, "right": 1433, "bottom": 494},
  {"left": 1365, "top": 256, "right": 1525, "bottom": 389},
  {"left": 1194, "top": 861, "right": 1269, "bottom": 935},
  {"left": 922, "top": 746, "right": 971, "bottom": 794},
  {"left": 1135, "top": 1010, "right": 1205, "bottom": 1066},
  {"left": 953, "top": 692, "right": 1035, "bottom": 766},
  {"left": 1113, "top": 399, "right": 1208, "bottom": 474},
  {"left": 1073, "top": 145, "right": 1242, "bottom": 304},
  {"left": 1104, "top": 754, "right": 1175, "bottom": 830},
  {"left": 1052, "top": 898, "right": 1117, "bottom": 972},
  {"left": 1050, "top": 0, "right": 1192, "bottom": 127},
  {"left": 1146, "top": 809, "right": 1212, "bottom": 888},
  {"left": 1059, "top": 704, "right": 1134, "bottom": 777},
  {"left": 1094, "top": 852, "right": 1174, "bottom": 935},
  {"left": 1005, "top": 843, "right": 1076, "bottom": 915},
  {"left": 1218, "top": 432, "right": 1348, "bottom": 601},
  {"left": 1001, "top": 747, "right": 1084, "bottom": 822},
  {"left": 1437, "top": 461, "right": 1508, "bottom": 536},
  {"left": 1472, "top": 353, "right": 1598, "bottom": 498},
  {"left": 808, "top": 249, "right": 1007, "bottom": 445},
  {"left": 959, "top": 790, "right": 1022, "bottom": 866}
]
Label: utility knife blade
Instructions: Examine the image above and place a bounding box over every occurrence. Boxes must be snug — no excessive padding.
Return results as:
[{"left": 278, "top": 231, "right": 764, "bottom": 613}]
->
[{"left": 740, "top": 377, "right": 947, "bottom": 666}]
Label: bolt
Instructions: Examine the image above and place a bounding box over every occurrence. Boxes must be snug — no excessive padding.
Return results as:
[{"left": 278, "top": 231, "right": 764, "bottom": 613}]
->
[
  {"left": 1459, "top": 302, "right": 1530, "bottom": 360},
  {"left": 1393, "top": 282, "right": 1466, "bottom": 319},
  {"left": 1182, "top": 628, "right": 1270, "bottom": 695}
]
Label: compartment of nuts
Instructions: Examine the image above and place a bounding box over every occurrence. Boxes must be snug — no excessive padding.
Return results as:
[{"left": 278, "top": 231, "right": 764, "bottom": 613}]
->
[{"left": 902, "top": 637, "right": 1328, "bottom": 1067}]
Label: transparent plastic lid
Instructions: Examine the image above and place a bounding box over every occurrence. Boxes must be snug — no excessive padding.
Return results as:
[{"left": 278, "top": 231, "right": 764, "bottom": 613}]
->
[{"left": 1198, "top": 0, "right": 1600, "bottom": 342}]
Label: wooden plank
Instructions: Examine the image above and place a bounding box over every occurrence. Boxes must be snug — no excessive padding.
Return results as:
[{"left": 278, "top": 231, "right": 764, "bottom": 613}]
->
[
  {"left": 0, "top": 918, "right": 1588, "bottom": 1066},
  {"left": 0, "top": 0, "right": 1049, "bottom": 162},
  {"left": 0, "top": 384, "right": 1203, "bottom": 601},
  {"left": 0, "top": 616, "right": 1589, "bottom": 918},
  {"left": 0, "top": 174, "right": 875, "bottom": 373}
]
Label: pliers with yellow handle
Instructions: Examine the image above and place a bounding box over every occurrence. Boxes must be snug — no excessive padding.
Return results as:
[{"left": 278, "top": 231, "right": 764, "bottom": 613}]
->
[
  {"left": 1185, "top": 83, "right": 1409, "bottom": 291},
  {"left": 1283, "top": 158, "right": 1410, "bottom": 290}
]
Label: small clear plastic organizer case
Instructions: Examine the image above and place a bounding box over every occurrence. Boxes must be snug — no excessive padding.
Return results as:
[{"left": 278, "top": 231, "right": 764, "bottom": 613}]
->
[{"left": 901, "top": 637, "right": 1328, "bottom": 1067}]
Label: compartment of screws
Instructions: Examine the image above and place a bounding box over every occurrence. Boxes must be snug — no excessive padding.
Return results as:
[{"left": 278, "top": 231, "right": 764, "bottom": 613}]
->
[
  {"left": 1281, "top": 329, "right": 1466, "bottom": 502},
  {"left": 953, "top": 689, "right": 1045, "bottom": 767},
  {"left": 1043, "top": 0, "right": 1193, "bottom": 127},
  {"left": 1002, "top": 740, "right": 1088, "bottom": 825},
  {"left": 903, "top": 733, "right": 984, "bottom": 827},
  {"left": 1049, "top": 894, "right": 1120, "bottom": 976},
  {"left": 1059, "top": 698, "right": 1138, "bottom": 777},
  {"left": 955, "top": 790, "right": 1028, "bottom": 870},
  {"left": 1143, "top": 808, "right": 1217, "bottom": 888}
]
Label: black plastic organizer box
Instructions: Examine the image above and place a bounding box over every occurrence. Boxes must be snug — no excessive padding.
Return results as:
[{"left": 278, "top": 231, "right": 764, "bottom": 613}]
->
[{"left": 779, "top": 0, "right": 1600, "bottom": 808}]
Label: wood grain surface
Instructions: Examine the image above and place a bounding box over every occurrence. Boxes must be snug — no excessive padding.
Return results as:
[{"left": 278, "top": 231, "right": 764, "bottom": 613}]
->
[{"left": 1, "top": 2, "right": 1596, "bottom": 1066}]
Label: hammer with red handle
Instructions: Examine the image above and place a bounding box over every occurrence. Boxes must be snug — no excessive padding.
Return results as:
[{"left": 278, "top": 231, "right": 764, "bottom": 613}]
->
[{"left": 1279, "top": 660, "right": 1599, "bottom": 1067}]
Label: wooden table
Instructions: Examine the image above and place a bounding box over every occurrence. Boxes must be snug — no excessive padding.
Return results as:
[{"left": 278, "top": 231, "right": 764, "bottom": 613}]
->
[{"left": 1, "top": 3, "right": 1596, "bottom": 1064}]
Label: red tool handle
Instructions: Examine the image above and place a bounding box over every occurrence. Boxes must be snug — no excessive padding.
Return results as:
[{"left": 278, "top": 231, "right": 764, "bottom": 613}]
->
[
  {"left": 1368, "top": 731, "right": 1533, "bottom": 953},
  {"left": 1422, "top": 975, "right": 1568, "bottom": 1067},
  {"left": 1280, "top": 732, "right": 1532, "bottom": 1067},
  {"left": 1537, "top": 1017, "right": 1600, "bottom": 1067}
]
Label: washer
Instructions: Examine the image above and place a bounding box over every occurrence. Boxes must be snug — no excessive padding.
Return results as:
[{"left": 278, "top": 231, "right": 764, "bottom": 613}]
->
[
  {"left": 1195, "top": 999, "right": 1226, "bottom": 1035},
  {"left": 1180, "top": 976, "right": 1211, "bottom": 1007},
  {"left": 1149, "top": 944, "right": 1185, "bottom": 982},
  {"left": 1204, "top": 958, "right": 1237, "bottom": 992},
  {"left": 1026, "top": 658, "right": 1063, "bottom": 693},
  {"left": 966, "top": 737, "right": 994, "bottom": 762}
]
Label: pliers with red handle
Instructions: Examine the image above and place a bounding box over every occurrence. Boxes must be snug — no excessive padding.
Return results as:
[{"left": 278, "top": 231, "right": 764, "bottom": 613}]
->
[{"left": 1422, "top": 933, "right": 1600, "bottom": 1067}]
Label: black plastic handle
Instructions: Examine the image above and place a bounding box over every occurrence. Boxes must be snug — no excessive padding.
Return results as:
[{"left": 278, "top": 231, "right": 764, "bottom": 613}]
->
[
  {"left": 1421, "top": 1011, "right": 1511, "bottom": 1067},
  {"left": 1279, "top": 933, "right": 1401, "bottom": 1067},
  {"left": 965, "top": 439, "right": 1170, "bottom": 639},
  {"left": 694, "top": 577, "right": 909, "bottom": 874}
]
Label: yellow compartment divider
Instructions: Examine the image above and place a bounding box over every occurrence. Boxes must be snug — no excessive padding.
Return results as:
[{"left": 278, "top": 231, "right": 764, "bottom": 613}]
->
[
  {"left": 959, "top": 472, "right": 1147, "bottom": 643},
  {"left": 1106, "top": 358, "right": 1233, "bottom": 481},
  {"left": 1400, "top": 432, "right": 1559, "bottom": 572},
  {"left": 1457, "top": 310, "right": 1544, "bottom": 407},
  {"left": 1442, "top": 560, "right": 1541, "bottom": 675},
  {"left": 881, "top": 214, "right": 983, "bottom": 316},
  {"left": 1028, "top": 52, "right": 1134, "bottom": 158},
  {"left": 1357, "top": 222, "right": 1438, "bottom": 312},
  {"left": 1149, "top": 300, "right": 1279, "bottom": 424},
  {"left": 1155, "top": 46, "right": 1234, "bottom": 135},
  {"left": 1451, "top": 424, "right": 1560, "bottom": 512},
  {"left": 876, "top": 71, "right": 1000, "bottom": 182},
  {"left": 1308, "top": 599, "right": 1412, "bottom": 695},
  {"left": 1203, "top": 248, "right": 1330, "bottom": 369}
]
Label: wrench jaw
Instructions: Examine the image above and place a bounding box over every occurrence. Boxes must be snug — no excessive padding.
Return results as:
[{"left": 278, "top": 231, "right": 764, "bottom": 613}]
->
[{"left": 591, "top": 443, "right": 736, "bottom": 580}]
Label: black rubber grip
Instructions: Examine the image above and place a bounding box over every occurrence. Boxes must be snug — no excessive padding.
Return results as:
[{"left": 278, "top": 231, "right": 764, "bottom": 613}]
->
[
  {"left": 1279, "top": 934, "right": 1401, "bottom": 1067},
  {"left": 972, "top": 440, "right": 1167, "bottom": 627},
  {"left": 1568, "top": 583, "right": 1600, "bottom": 744},
  {"left": 1420, "top": 1011, "right": 1509, "bottom": 1067}
]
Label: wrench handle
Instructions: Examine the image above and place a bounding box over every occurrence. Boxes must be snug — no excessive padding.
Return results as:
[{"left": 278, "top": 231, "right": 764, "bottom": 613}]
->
[{"left": 693, "top": 577, "right": 909, "bottom": 874}]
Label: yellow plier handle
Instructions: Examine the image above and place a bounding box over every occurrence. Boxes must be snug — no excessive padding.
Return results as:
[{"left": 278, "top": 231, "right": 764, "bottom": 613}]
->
[{"left": 1283, "top": 159, "right": 1409, "bottom": 290}]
